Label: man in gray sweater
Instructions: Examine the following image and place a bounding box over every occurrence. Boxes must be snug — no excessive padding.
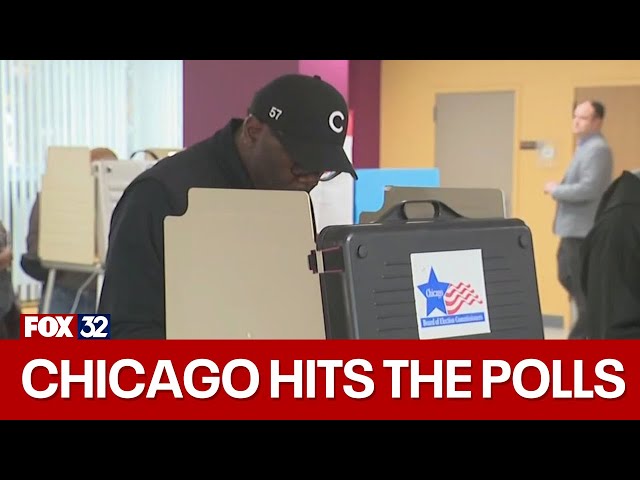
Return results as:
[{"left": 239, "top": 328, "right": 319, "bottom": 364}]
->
[{"left": 544, "top": 100, "right": 613, "bottom": 339}]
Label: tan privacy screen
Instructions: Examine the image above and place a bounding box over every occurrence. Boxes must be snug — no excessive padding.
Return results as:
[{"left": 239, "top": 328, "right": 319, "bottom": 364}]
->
[
  {"left": 164, "top": 188, "right": 326, "bottom": 340},
  {"left": 38, "top": 146, "right": 96, "bottom": 265}
]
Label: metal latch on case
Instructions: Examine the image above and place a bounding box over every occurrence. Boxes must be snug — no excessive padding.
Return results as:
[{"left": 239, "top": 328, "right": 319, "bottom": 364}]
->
[{"left": 307, "top": 246, "right": 344, "bottom": 275}]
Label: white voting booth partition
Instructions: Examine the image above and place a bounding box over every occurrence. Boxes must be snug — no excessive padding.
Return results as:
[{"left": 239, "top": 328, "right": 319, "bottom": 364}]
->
[
  {"left": 38, "top": 146, "right": 156, "bottom": 313},
  {"left": 94, "top": 159, "right": 157, "bottom": 264},
  {"left": 308, "top": 127, "right": 354, "bottom": 233}
]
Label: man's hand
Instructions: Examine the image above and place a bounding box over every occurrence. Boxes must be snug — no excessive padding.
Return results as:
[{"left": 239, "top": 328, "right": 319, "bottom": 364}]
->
[
  {"left": 0, "top": 246, "right": 13, "bottom": 270},
  {"left": 544, "top": 181, "right": 559, "bottom": 195}
]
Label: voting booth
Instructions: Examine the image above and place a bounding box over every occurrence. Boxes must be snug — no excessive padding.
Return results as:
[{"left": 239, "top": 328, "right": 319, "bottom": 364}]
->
[
  {"left": 94, "top": 159, "right": 157, "bottom": 264},
  {"left": 164, "top": 188, "right": 544, "bottom": 340},
  {"left": 35, "top": 146, "right": 157, "bottom": 312},
  {"left": 36, "top": 146, "right": 101, "bottom": 312},
  {"left": 164, "top": 189, "right": 326, "bottom": 340},
  {"left": 38, "top": 147, "right": 96, "bottom": 266}
]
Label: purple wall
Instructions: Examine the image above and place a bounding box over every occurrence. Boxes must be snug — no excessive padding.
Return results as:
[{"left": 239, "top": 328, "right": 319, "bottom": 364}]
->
[
  {"left": 298, "top": 60, "right": 350, "bottom": 103},
  {"left": 182, "top": 60, "right": 381, "bottom": 168},
  {"left": 349, "top": 60, "right": 380, "bottom": 169},
  {"left": 183, "top": 60, "right": 298, "bottom": 147}
]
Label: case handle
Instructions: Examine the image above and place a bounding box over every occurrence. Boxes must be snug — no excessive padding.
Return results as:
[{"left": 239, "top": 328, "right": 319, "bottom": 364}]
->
[{"left": 376, "top": 200, "right": 464, "bottom": 223}]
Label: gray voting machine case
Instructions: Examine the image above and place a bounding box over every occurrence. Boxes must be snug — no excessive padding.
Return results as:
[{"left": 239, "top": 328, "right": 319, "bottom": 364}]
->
[{"left": 311, "top": 200, "right": 544, "bottom": 340}]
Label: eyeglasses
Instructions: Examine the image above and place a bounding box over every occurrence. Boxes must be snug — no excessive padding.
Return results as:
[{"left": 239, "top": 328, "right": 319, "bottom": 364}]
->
[
  {"left": 319, "top": 171, "right": 340, "bottom": 182},
  {"left": 291, "top": 164, "right": 341, "bottom": 182}
]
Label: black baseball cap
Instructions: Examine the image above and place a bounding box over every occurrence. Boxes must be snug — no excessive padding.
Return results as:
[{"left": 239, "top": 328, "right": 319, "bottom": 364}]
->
[{"left": 248, "top": 74, "right": 357, "bottom": 180}]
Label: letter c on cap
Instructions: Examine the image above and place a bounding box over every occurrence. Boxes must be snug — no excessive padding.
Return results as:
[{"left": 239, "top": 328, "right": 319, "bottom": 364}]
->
[{"left": 329, "top": 111, "right": 345, "bottom": 134}]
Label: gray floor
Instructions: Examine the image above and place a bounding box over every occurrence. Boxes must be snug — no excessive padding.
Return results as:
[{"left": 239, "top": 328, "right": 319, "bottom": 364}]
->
[{"left": 544, "top": 326, "right": 568, "bottom": 340}]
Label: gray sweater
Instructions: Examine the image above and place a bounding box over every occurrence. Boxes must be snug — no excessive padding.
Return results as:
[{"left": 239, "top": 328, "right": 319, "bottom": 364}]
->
[{"left": 552, "top": 133, "right": 613, "bottom": 238}]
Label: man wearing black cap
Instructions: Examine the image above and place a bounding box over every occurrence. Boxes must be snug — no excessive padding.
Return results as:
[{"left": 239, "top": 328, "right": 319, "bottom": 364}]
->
[{"left": 98, "top": 74, "right": 356, "bottom": 339}]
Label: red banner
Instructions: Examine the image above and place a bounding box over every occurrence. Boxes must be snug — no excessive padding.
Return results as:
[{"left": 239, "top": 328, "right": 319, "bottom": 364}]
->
[{"left": 1, "top": 337, "right": 639, "bottom": 420}]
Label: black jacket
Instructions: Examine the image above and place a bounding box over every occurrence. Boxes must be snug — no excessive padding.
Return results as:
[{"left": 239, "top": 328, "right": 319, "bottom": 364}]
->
[
  {"left": 98, "top": 119, "right": 254, "bottom": 339},
  {"left": 580, "top": 170, "right": 640, "bottom": 339}
]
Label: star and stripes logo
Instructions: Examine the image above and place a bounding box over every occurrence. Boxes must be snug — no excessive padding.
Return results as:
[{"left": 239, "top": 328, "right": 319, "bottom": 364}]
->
[
  {"left": 410, "top": 249, "right": 491, "bottom": 339},
  {"left": 416, "top": 268, "right": 484, "bottom": 317}
]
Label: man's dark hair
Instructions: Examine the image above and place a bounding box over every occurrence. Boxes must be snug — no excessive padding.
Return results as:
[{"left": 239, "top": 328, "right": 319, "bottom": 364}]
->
[
  {"left": 572, "top": 99, "right": 606, "bottom": 120},
  {"left": 590, "top": 100, "right": 605, "bottom": 119}
]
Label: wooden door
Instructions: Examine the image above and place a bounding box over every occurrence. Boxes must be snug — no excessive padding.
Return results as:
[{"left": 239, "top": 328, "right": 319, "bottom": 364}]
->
[{"left": 434, "top": 91, "right": 516, "bottom": 216}]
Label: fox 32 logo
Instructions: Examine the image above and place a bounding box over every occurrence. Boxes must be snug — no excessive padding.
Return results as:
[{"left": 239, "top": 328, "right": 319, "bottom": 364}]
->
[{"left": 22, "top": 314, "right": 111, "bottom": 340}]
